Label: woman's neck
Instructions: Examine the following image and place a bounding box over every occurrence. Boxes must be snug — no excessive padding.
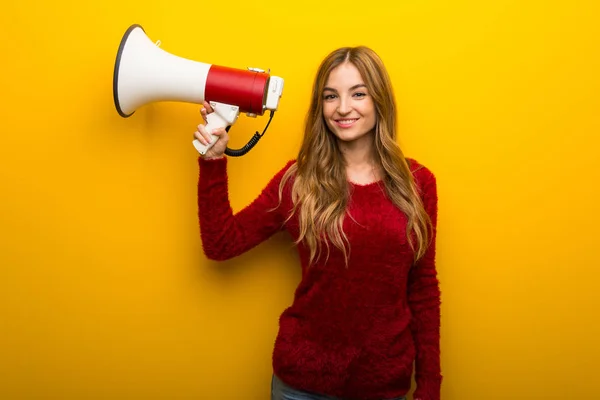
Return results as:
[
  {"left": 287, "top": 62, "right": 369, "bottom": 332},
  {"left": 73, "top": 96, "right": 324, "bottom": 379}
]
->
[{"left": 338, "top": 133, "right": 381, "bottom": 184}]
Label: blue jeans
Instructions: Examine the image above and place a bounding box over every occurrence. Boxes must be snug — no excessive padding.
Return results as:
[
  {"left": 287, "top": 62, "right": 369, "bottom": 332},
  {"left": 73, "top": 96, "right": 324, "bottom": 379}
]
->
[{"left": 271, "top": 374, "right": 406, "bottom": 400}]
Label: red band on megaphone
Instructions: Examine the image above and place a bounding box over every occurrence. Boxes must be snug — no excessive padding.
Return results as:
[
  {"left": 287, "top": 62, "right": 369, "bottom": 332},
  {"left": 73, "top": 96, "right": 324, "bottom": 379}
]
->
[{"left": 205, "top": 65, "right": 269, "bottom": 115}]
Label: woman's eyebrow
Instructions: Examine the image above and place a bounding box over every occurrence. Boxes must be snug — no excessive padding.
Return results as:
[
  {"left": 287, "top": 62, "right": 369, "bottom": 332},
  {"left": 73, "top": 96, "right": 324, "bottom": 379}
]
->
[{"left": 323, "top": 83, "right": 367, "bottom": 92}]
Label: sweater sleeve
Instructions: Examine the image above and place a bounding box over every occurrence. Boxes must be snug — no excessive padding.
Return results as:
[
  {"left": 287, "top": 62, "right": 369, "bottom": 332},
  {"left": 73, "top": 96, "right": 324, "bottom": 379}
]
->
[
  {"left": 407, "top": 165, "right": 442, "bottom": 400},
  {"left": 197, "top": 157, "right": 295, "bottom": 261}
]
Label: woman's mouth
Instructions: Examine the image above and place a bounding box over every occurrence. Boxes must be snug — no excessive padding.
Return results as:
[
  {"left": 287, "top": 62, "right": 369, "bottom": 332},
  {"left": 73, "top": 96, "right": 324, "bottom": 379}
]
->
[{"left": 334, "top": 118, "right": 359, "bottom": 128}]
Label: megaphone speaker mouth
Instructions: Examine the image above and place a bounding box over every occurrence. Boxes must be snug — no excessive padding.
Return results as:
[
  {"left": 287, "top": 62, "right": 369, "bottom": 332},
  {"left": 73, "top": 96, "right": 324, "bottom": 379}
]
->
[{"left": 113, "top": 24, "right": 143, "bottom": 118}]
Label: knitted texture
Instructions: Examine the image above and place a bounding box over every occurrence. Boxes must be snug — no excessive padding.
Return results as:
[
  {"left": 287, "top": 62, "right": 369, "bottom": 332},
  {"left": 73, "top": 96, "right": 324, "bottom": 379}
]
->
[{"left": 197, "top": 157, "right": 441, "bottom": 400}]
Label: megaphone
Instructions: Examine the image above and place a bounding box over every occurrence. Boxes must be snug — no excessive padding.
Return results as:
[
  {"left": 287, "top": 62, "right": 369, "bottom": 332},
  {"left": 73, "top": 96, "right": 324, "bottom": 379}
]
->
[{"left": 112, "top": 24, "right": 284, "bottom": 156}]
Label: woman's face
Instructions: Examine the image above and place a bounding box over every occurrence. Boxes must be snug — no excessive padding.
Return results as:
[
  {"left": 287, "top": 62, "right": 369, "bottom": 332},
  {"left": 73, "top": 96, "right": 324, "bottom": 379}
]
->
[{"left": 322, "top": 62, "right": 377, "bottom": 145}]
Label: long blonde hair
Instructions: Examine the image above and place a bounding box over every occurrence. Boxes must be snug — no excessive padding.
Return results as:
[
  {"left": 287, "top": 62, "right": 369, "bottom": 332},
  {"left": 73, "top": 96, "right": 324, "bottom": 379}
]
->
[{"left": 278, "top": 46, "right": 432, "bottom": 266}]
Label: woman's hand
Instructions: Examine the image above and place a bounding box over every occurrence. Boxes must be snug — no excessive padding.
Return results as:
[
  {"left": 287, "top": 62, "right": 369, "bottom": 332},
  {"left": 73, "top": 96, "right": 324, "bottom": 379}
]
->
[{"left": 194, "top": 101, "right": 229, "bottom": 159}]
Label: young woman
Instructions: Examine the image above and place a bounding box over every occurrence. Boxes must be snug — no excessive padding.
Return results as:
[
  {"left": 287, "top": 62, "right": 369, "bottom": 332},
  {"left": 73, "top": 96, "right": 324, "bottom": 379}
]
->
[{"left": 194, "top": 46, "right": 441, "bottom": 400}]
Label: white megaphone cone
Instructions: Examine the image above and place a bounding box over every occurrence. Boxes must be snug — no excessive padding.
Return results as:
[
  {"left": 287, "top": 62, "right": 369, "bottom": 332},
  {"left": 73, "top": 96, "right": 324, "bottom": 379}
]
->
[{"left": 113, "top": 24, "right": 284, "bottom": 156}]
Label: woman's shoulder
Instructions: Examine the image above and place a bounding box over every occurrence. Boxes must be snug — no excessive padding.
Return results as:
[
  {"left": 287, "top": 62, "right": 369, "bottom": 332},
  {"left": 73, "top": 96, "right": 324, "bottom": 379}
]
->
[
  {"left": 282, "top": 158, "right": 297, "bottom": 170},
  {"left": 275, "top": 159, "right": 297, "bottom": 178},
  {"left": 404, "top": 158, "right": 438, "bottom": 213},
  {"left": 266, "top": 159, "right": 298, "bottom": 189},
  {"left": 405, "top": 157, "right": 435, "bottom": 182}
]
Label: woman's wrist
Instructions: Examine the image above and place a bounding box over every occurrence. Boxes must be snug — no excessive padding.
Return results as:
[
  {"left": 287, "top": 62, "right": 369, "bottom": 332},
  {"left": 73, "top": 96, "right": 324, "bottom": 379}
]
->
[{"left": 201, "top": 155, "right": 225, "bottom": 161}]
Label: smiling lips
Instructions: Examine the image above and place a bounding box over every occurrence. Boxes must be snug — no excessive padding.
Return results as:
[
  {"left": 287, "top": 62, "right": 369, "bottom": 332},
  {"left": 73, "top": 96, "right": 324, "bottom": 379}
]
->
[{"left": 334, "top": 118, "right": 359, "bottom": 128}]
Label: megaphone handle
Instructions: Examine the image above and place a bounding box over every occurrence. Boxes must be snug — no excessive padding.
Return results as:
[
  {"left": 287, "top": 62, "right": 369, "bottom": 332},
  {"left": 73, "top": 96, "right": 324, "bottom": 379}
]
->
[{"left": 193, "top": 103, "right": 240, "bottom": 155}]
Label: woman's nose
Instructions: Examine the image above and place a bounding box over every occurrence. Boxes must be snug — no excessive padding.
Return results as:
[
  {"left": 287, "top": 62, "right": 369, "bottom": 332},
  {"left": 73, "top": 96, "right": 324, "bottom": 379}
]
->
[{"left": 337, "top": 98, "right": 351, "bottom": 114}]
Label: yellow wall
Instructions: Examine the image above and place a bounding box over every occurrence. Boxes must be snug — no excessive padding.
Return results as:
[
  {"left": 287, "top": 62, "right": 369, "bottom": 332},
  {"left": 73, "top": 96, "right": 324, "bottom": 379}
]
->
[{"left": 1, "top": 0, "right": 599, "bottom": 398}]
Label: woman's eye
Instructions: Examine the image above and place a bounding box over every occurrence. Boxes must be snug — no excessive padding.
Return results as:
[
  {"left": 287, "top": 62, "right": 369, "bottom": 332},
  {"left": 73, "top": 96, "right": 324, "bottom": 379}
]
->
[
  {"left": 323, "top": 94, "right": 337, "bottom": 100},
  {"left": 354, "top": 92, "right": 366, "bottom": 98}
]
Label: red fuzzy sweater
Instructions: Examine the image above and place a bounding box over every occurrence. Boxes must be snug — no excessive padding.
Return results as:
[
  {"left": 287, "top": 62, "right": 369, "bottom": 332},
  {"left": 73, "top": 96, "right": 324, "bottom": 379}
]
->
[{"left": 197, "top": 156, "right": 441, "bottom": 400}]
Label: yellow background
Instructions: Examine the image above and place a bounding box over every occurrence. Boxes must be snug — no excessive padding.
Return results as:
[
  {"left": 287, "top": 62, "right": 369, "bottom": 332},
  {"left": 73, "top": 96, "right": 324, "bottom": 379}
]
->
[{"left": 1, "top": 0, "right": 599, "bottom": 399}]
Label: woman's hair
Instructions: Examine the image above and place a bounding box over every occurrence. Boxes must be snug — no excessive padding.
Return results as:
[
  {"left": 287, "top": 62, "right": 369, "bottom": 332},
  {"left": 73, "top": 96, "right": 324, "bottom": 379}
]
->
[{"left": 278, "top": 46, "right": 432, "bottom": 266}]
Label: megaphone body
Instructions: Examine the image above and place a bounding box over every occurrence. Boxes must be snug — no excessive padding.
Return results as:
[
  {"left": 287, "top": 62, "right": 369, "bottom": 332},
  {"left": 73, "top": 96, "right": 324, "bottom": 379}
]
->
[{"left": 113, "top": 24, "right": 284, "bottom": 155}]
